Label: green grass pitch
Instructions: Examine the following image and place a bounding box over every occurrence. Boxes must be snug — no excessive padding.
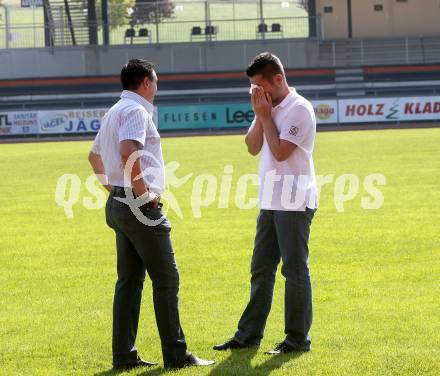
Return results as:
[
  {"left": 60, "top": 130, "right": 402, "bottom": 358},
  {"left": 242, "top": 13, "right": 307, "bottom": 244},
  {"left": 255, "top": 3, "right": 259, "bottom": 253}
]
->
[{"left": 0, "top": 128, "right": 439, "bottom": 375}]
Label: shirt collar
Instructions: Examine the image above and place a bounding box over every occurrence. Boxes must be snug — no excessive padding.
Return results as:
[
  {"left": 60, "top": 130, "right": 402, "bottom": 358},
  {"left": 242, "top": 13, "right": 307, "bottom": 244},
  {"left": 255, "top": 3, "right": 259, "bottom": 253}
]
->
[
  {"left": 274, "top": 87, "right": 296, "bottom": 110},
  {"left": 120, "top": 90, "right": 154, "bottom": 113}
]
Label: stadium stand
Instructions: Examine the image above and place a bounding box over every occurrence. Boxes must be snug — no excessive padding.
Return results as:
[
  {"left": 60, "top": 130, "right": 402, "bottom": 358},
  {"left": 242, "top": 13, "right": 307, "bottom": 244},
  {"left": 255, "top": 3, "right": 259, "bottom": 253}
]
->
[{"left": 1, "top": 64, "right": 439, "bottom": 112}]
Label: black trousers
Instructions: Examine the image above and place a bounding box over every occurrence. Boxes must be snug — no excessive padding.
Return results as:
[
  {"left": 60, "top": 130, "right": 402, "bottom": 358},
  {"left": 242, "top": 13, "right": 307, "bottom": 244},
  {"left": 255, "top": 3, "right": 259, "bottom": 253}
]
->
[
  {"left": 105, "top": 189, "right": 188, "bottom": 367},
  {"left": 234, "top": 208, "right": 316, "bottom": 349}
]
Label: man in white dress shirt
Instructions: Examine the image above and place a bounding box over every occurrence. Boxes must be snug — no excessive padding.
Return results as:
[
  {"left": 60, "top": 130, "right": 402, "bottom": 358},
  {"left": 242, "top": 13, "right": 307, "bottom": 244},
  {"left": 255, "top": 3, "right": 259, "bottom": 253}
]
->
[
  {"left": 88, "top": 59, "right": 214, "bottom": 370},
  {"left": 214, "top": 52, "right": 318, "bottom": 354}
]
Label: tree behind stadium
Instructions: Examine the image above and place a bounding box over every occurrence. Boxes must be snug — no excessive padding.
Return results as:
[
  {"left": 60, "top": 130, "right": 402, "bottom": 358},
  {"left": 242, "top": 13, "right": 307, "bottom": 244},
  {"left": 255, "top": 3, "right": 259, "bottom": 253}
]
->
[{"left": 131, "top": 0, "right": 175, "bottom": 26}]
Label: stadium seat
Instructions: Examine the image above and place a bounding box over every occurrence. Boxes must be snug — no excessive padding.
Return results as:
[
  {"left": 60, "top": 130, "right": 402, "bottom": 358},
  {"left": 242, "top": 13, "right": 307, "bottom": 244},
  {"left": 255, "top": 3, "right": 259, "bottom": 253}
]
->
[
  {"left": 138, "top": 28, "right": 152, "bottom": 43},
  {"left": 125, "top": 28, "right": 135, "bottom": 38},
  {"left": 271, "top": 23, "right": 282, "bottom": 33},
  {"left": 191, "top": 26, "right": 202, "bottom": 36},
  {"left": 125, "top": 28, "right": 135, "bottom": 44},
  {"left": 139, "top": 28, "right": 149, "bottom": 37},
  {"left": 205, "top": 25, "right": 216, "bottom": 35},
  {"left": 191, "top": 26, "right": 207, "bottom": 42},
  {"left": 257, "top": 23, "right": 268, "bottom": 33}
]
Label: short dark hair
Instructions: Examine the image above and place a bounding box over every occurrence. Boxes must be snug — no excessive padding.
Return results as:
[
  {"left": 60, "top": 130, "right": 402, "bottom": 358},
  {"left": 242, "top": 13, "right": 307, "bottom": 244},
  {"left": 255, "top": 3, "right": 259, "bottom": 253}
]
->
[
  {"left": 246, "top": 52, "right": 285, "bottom": 81},
  {"left": 120, "top": 59, "right": 155, "bottom": 90}
]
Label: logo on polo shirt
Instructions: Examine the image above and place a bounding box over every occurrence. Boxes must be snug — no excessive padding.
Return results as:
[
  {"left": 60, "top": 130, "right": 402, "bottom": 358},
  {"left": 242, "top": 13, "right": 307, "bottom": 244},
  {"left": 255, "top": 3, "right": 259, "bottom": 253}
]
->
[{"left": 289, "top": 125, "right": 299, "bottom": 136}]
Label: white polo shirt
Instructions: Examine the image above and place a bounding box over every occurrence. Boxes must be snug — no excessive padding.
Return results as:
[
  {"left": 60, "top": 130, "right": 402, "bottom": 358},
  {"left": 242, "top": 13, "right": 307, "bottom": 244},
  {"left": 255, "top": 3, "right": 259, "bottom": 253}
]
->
[
  {"left": 91, "top": 90, "right": 165, "bottom": 194},
  {"left": 249, "top": 88, "right": 318, "bottom": 211}
]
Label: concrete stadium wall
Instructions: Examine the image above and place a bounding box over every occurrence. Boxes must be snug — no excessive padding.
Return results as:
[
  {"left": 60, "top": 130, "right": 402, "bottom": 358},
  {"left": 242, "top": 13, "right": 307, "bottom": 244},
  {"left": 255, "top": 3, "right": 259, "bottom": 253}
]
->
[
  {"left": 352, "top": 0, "right": 440, "bottom": 39},
  {"left": 317, "top": 0, "right": 348, "bottom": 39},
  {"left": 317, "top": 0, "right": 440, "bottom": 39},
  {"left": 0, "top": 39, "right": 319, "bottom": 80}
]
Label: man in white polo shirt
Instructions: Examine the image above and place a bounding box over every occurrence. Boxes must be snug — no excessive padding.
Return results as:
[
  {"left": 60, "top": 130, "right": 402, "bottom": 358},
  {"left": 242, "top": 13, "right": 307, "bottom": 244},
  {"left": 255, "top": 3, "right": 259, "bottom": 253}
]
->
[
  {"left": 88, "top": 59, "right": 214, "bottom": 370},
  {"left": 214, "top": 52, "right": 318, "bottom": 354}
]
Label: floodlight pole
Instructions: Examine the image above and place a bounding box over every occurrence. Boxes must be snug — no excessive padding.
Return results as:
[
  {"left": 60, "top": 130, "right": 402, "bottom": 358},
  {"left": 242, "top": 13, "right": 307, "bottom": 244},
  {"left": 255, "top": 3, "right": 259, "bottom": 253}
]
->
[
  {"left": 347, "top": 0, "right": 352, "bottom": 38},
  {"left": 0, "top": 4, "right": 11, "bottom": 49},
  {"left": 88, "top": 0, "right": 98, "bottom": 45},
  {"left": 259, "top": 0, "right": 264, "bottom": 40},
  {"left": 308, "top": 0, "right": 317, "bottom": 38},
  {"left": 101, "top": 0, "right": 109, "bottom": 45},
  {"left": 204, "top": 0, "right": 210, "bottom": 42},
  {"left": 232, "top": 0, "right": 236, "bottom": 40},
  {"left": 155, "top": 0, "right": 160, "bottom": 44}
]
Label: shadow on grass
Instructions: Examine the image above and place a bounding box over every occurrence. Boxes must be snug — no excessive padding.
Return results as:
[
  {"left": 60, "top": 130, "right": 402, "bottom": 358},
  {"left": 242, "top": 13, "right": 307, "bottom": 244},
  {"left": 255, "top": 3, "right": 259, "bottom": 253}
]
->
[
  {"left": 208, "top": 347, "right": 305, "bottom": 376},
  {"left": 94, "top": 348, "right": 305, "bottom": 376},
  {"left": 94, "top": 366, "right": 165, "bottom": 376}
]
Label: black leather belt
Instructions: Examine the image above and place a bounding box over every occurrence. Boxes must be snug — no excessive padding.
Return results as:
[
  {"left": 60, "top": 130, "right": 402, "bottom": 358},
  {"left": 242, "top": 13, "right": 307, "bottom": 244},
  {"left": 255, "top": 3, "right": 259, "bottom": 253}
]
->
[
  {"left": 112, "top": 186, "right": 132, "bottom": 198},
  {"left": 112, "top": 186, "right": 161, "bottom": 208}
]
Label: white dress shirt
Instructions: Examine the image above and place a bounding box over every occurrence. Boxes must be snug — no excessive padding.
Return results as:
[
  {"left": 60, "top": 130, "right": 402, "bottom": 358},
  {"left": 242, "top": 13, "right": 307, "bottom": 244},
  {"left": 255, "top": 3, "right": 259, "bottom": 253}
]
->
[
  {"left": 91, "top": 90, "right": 165, "bottom": 194},
  {"left": 248, "top": 88, "right": 318, "bottom": 211}
]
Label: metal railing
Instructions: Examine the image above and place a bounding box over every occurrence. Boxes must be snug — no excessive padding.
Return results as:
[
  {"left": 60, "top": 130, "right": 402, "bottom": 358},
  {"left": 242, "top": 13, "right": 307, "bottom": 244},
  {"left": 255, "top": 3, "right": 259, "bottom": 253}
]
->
[
  {"left": 0, "top": 16, "right": 313, "bottom": 48},
  {"left": 320, "top": 37, "right": 440, "bottom": 67},
  {"left": 116, "top": 16, "right": 310, "bottom": 45},
  {"left": 0, "top": 0, "right": 315, "bottom": 49}
]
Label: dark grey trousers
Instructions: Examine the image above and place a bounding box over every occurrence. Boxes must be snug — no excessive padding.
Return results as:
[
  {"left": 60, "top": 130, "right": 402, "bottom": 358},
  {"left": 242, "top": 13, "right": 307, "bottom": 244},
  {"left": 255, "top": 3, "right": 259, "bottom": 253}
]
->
[
  {"left": 105, "top": 190, "right": 188, "bottom": 367},
  {"left": 234, "top": 208, "right": 316, "bottom": 349}
]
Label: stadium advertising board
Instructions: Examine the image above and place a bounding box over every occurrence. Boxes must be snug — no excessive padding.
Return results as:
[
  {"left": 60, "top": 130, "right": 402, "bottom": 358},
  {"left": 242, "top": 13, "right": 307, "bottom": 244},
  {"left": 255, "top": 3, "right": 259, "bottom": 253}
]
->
[
  {"left": 0, "top": 109, "right": 106, "bottom": 136},
  {"left": 339, "top": 96, "right": 440, "bottom": 123},
  {"left": 1, "top": 96, "right": 438, "bottom": 137},
  {"left": 38, "top": 109, "right": 106, "bottom": 134},
  {"left": 21, "top": 0, "right": 43, "bottom": 7},
  {"left": 0, "top": 111, "right": 39, "bottom": 135},
  {"left": 158, "top": 103, "right": 254, "bottom": 130},
  {"left": 159, "top": 100, "right": 338, "bottom": 130},
  {"left": 312, "top": 100, "right": 338, "bottom": 124}
]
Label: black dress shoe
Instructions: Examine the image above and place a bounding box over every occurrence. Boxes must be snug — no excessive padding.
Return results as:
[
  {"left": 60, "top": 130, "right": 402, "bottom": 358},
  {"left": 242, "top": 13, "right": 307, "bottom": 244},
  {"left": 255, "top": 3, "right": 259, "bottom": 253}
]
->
[
  {"left": 265, "top": 341, "right": 310, "bottom": 355},
  {"left": 213, "top": 338, "right": 256, "bottom": 351},
  {"left": 177, "top": 354, "right": 215, "bottom": 368},
  {"left": 113, "top": 356, "right": 158, "bottom": 371}
]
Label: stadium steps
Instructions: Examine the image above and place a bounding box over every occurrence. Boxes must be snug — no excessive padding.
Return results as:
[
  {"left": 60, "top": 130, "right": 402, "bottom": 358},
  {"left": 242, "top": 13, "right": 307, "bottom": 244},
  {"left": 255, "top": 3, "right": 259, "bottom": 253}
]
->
[
  {"left": 43, "top": 0, "right": 90, "bottom": 46},
  {"left": 422, "top": 37, "right": 440, "bottom": 63},
  {"left": 334, "top": 68, "right": 366, "bottom": 97},
  {"left": 361, "top": 38, "right": 424, "bottom": 65},
  {"left": 318, "top": 39, "right": 363, "bottom": 67},
  {"left": 1, "top": 66, "right": 439, "bottom": 110}
]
